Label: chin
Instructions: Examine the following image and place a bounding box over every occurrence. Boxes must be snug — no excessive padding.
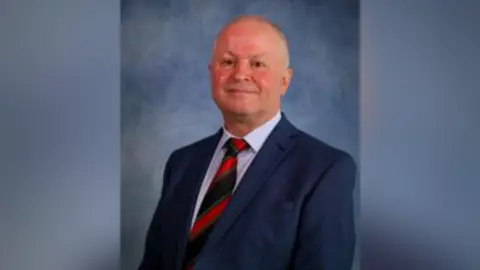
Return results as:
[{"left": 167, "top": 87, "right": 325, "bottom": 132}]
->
[
  {"left": 221, "top": 106, "right": 254, "bottom": 118},
  {"left": 219, "top": 101, "right": 249, "bottom": 112},
  {"left": 226, "top": 108, "right": 251, "bottom": 116}
]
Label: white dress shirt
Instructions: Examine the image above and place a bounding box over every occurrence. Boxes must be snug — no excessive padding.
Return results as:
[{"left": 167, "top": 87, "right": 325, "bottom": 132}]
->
[{"left": 190, "top": 111, "right": 282, "bottom": 228}]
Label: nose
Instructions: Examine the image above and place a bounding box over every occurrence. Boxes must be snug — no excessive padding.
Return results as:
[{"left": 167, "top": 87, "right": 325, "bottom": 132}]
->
[{"left": 233, "top": 61, "right": 252, "bottom": 81}]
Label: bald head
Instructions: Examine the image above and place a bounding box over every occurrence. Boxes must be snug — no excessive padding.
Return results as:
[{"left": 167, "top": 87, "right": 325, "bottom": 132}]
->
[
  {"left": 212, "top": 15, "right": 290, "bottom": 68},
  {"left": 208, "top": 14, "right": 294, "bottom": 135}
]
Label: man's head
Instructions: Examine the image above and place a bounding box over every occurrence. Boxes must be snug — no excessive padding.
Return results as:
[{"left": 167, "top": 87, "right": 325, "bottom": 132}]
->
[{"left": 208, "top": 15, "right": 293, "bottom": 127}]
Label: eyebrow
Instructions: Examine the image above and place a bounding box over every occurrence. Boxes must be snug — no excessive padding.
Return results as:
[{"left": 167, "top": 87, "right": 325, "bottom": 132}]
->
[{"left": 223, "top": 51, "right": 267, "bottom": 58}]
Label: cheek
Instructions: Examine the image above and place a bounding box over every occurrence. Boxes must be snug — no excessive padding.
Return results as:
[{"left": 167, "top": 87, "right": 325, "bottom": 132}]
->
[
  {"left": 212, "top": 69, "right": 231, "bottom": 87},
  {"left": 253, "top": 72, "right": 277, "bottom": 90}
]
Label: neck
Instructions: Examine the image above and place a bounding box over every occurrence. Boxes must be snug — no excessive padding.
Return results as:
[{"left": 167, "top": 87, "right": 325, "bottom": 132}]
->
[{"left": 223, "top": 110, "right": 279, "bottom": 137}]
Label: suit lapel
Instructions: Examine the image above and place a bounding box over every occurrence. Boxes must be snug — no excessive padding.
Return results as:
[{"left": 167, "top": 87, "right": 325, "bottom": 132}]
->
[
  {"left": 198, "top": 115, "right": 299, "bottom": 257},
  {"left": 173, "top": 130, "right": 223, "bottom": 270}
]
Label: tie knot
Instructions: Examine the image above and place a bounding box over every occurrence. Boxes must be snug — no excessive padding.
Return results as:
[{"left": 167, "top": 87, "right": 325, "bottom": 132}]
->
[{"left": 225, "top": 138, "right": 249, "bottom": 156}]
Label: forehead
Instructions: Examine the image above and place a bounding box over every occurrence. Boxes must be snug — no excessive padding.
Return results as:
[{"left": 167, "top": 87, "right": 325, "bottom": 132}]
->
[{"left": 215, "top": 21, "right": 281, "bottom": 57}]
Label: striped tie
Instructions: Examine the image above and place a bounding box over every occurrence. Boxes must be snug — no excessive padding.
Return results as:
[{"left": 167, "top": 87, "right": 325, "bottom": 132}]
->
[{"left": 182, "top": 137, "right": 249, "bottom": 270}]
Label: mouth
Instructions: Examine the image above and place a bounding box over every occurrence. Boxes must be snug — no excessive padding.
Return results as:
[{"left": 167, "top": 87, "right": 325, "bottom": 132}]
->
[{"left": 226, "top": 88, "right": 255, "bottom": 94}]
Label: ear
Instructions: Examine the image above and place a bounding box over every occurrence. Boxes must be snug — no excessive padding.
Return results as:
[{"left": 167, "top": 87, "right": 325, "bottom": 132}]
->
[{"left": 280, "top": 67, "right": 293, "bottom": 96}]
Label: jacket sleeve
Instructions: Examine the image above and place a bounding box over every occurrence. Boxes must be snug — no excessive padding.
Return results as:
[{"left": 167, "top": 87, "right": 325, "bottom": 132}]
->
[
  {"left": 137, "top": 151, "right": 176, "bottom": 270},
  {"left": 291, "top": 153, "right": 357, "bottom": 270}
]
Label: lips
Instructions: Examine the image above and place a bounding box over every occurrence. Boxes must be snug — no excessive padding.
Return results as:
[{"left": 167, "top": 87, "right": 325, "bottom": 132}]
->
[
  {"left": 225, "top": 87, "right": 256, "bottom": 93},
  {"left": 228, "top": 89, "right": 251, "bottom": 93}
]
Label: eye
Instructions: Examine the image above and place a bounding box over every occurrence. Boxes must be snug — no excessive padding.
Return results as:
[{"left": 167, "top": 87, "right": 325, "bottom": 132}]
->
[
  {"left": 220, "top": 59, "right": 235, "bottom": 66},
  {"left": 252, "top": 60, "right": 266, "bottom": 68}
]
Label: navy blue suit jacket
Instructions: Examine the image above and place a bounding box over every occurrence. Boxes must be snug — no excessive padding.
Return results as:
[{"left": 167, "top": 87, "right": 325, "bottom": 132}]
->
[{"left": 138, "top": 115, "right": 357, "bottom": 270}]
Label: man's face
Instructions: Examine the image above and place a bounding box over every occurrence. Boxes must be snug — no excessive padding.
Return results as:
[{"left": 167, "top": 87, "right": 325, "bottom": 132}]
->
[{"left": 209, "top": 20, "right": 292, "bottom": 119}]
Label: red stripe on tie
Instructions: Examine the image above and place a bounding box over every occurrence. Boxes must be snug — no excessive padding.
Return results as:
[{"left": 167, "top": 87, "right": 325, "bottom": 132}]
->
[
  {"left": 231, "top": 138, "right": 247, "bottom": 151},
  {"left": 190, "top": 195, "right": 231, "bottom": 240},
  {"left": 213, "top": 157, "right": 235, "bottom": 180}
]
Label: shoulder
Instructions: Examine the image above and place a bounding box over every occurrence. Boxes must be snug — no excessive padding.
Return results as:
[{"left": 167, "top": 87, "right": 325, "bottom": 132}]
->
[
  {"left": 295, "top": 129, "right": 355, "bottom": 166},
  {"left": 166, "top": 131, "right": 220, "bottom": 165},
  {"left": 291, "top": 129, "right": 357, "bottom": 196},
  {"left": 287, "top": 127, "right": 357, "bottom": 186},
  {"left": 279, "top": 115, "right": 355, "bottom": 169}
]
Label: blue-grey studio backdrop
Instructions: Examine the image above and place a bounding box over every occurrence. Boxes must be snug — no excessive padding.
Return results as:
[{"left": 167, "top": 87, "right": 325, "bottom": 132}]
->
[
  {"left": 3, "top": 1, "right": 480, "bottom": 270},
  {"left": 121, "top": 0, "right": 359, "bottom": 269}
]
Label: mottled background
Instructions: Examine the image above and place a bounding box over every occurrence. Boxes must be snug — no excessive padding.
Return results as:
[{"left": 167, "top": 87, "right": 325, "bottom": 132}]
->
[
  {"left": 2, "top": 1, "right": 479, "bottom": 270},
  {"left": 121, "top": 0, "right": 359, "bottom": 269}
]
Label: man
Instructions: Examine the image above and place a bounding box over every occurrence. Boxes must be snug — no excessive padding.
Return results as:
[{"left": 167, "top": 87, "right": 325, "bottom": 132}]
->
[{"left": 138, "top": 15, "right": 357, "bottom": 270}]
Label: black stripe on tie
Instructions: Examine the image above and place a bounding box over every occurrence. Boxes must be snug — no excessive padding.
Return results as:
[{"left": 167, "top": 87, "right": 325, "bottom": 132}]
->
[{"left": 196, "top": 171, "right": 236, "bottom": 217}]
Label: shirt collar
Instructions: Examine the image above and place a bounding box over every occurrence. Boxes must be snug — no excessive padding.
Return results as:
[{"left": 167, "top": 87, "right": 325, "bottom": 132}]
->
[{"left": 220, "top": 111, "right": 282, "bottom": 153}]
